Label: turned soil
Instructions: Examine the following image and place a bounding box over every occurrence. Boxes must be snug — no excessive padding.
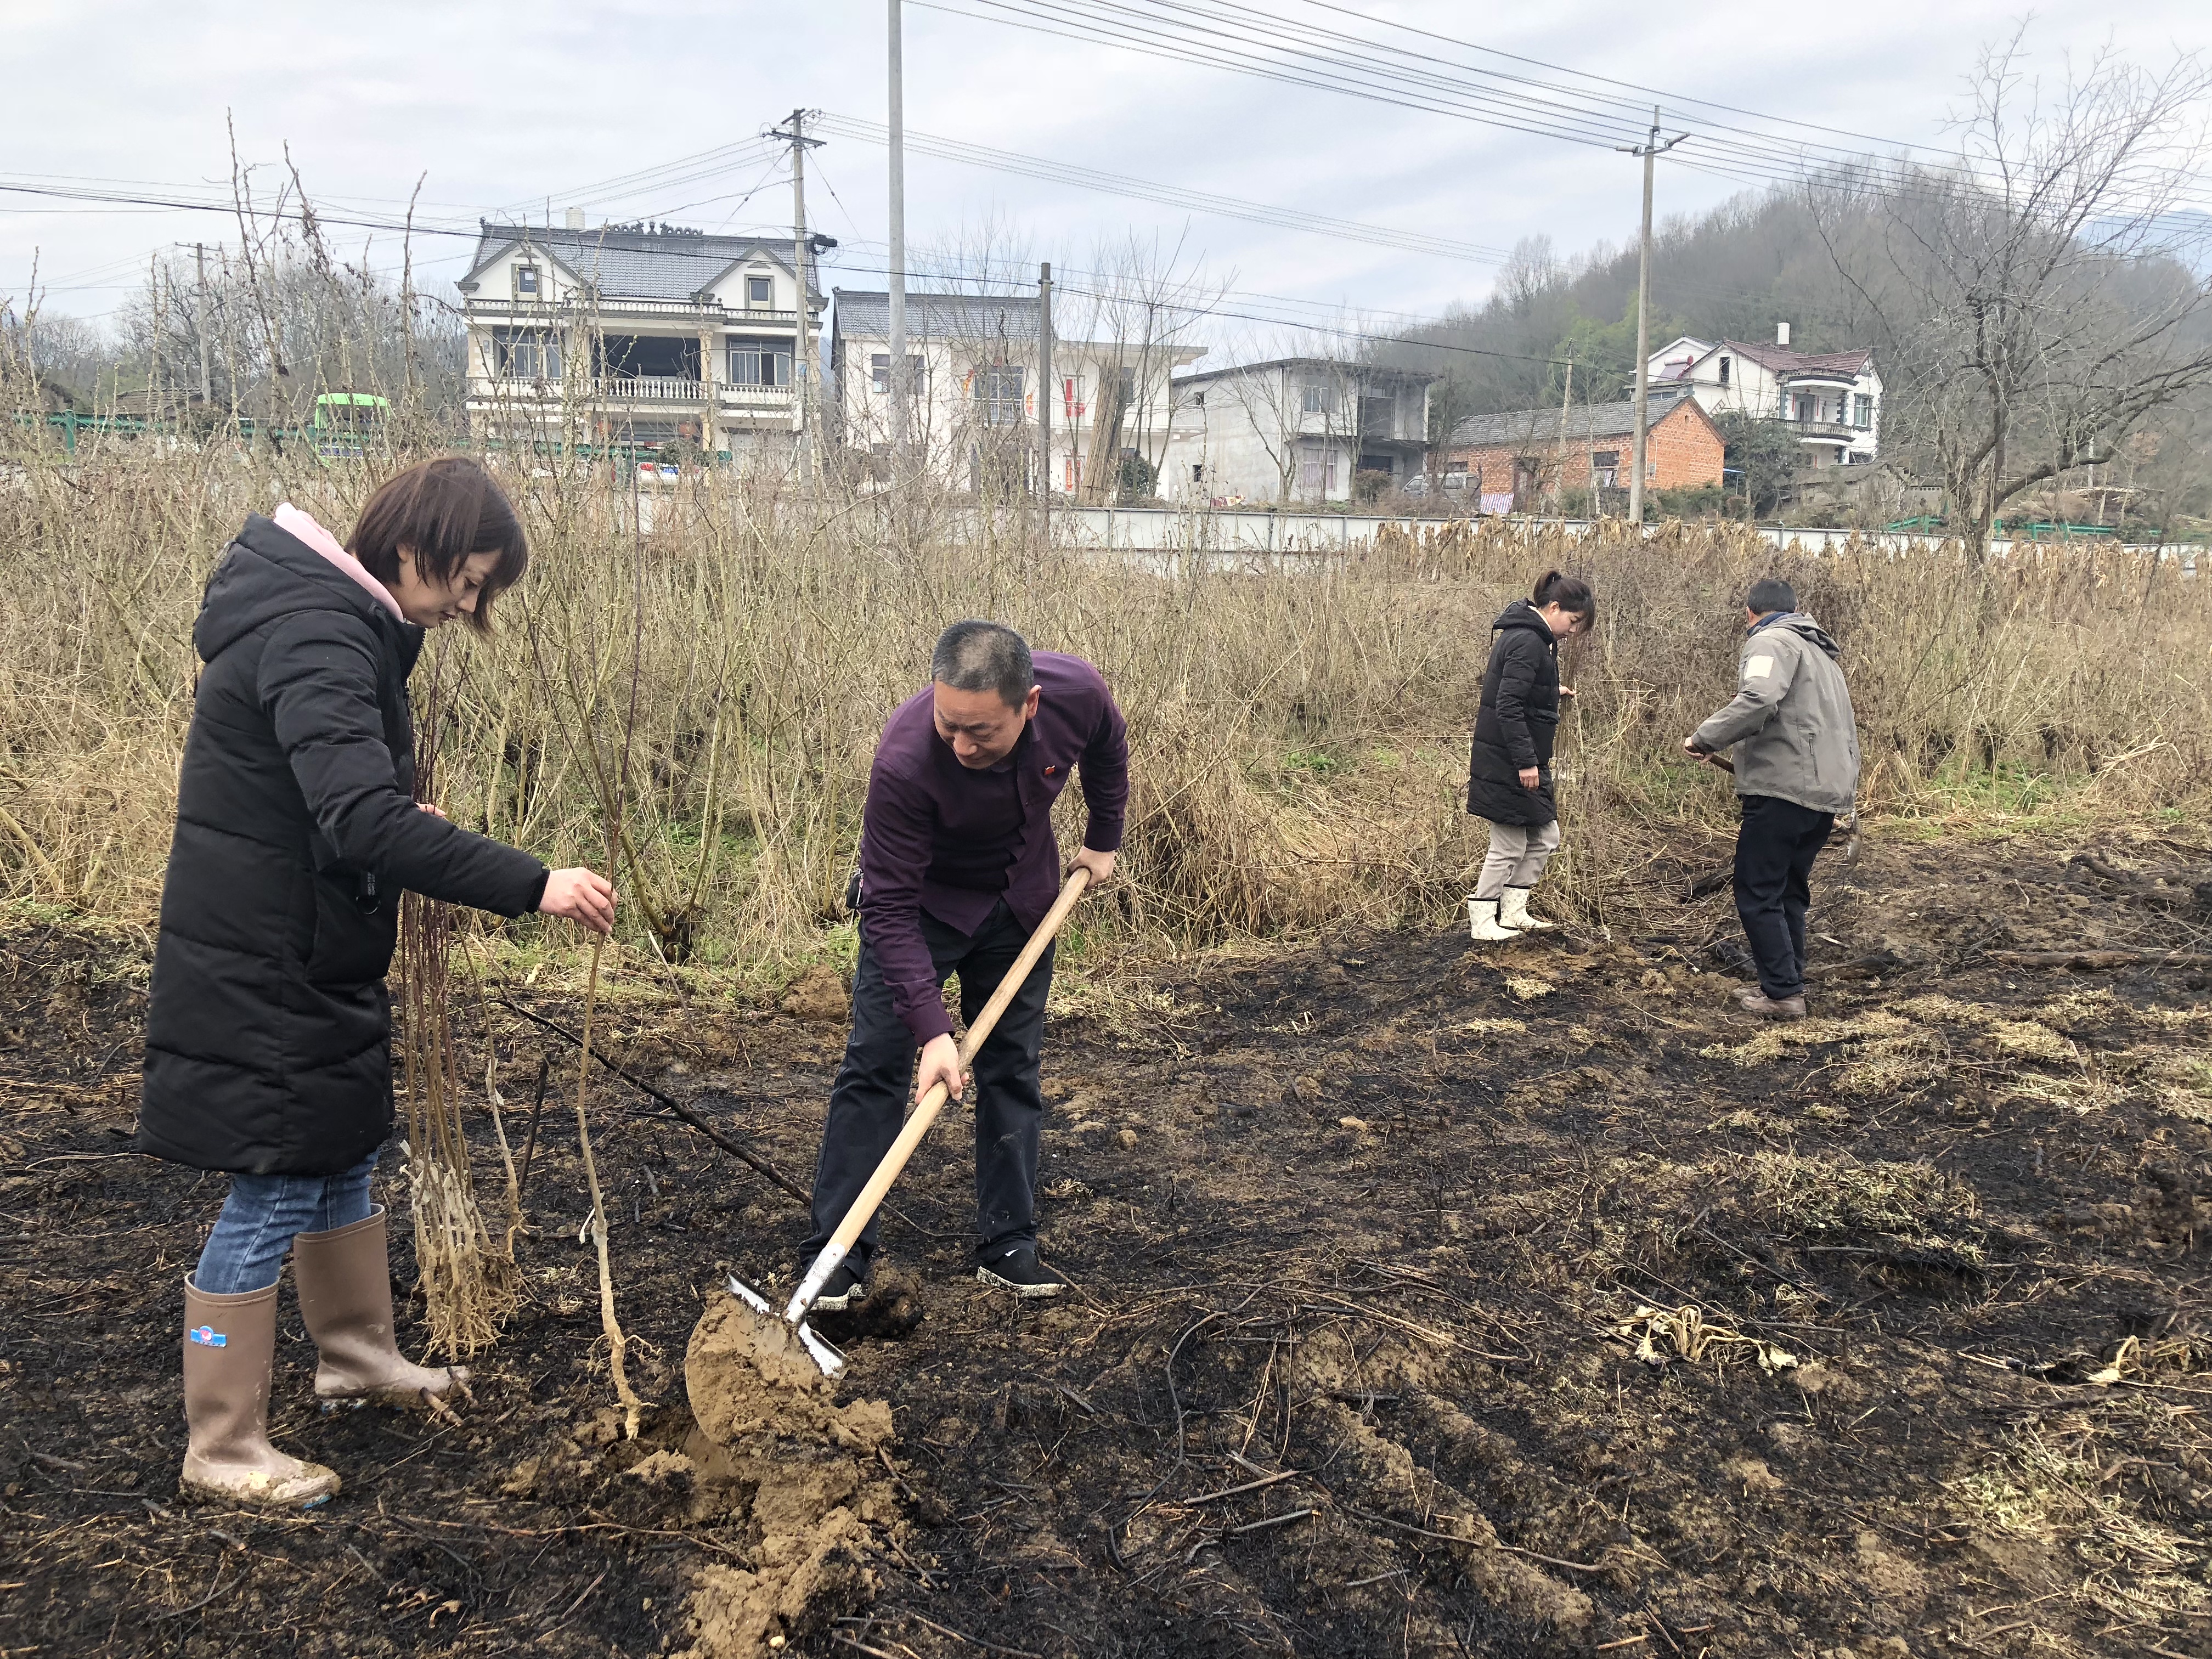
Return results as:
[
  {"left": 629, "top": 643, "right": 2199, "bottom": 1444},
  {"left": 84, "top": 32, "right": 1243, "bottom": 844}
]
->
[{"left": 5, "top": 826, "right": 2212, "bottom": 1658}]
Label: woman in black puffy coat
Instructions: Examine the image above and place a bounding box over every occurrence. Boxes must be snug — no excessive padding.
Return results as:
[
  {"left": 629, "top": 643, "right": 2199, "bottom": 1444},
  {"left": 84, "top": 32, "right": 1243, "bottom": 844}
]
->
[
  {"left": 140, "top": 459, "right": 614, "bottom": 1509},
  {"left": 1465, "top": 570, "right": 1594, "bottom": 940}
]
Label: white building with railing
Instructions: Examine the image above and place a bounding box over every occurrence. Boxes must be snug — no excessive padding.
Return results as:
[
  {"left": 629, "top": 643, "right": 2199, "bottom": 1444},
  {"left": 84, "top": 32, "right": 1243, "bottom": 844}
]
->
[
  {"left": 456, "top": 217, "right": 823, "bottom": 458},
  {"left": 1645, "top": 326, "right": 1881, "bottom": 466},
  {"left": 827, "top": 289, "right": 1204, "bottom": 496},
  {"left": 1157, "top": 358, "right": 1437, "bottom": 505}
]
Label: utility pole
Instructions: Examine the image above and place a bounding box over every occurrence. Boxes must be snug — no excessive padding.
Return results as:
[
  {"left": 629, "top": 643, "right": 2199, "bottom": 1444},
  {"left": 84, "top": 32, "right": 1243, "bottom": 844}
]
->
[
  {"left": 887, "top": 0, "right": 909, "bottom": 465},
  {"left": 1622, "top": 106, "right": 1686, "bottom": 528},
  {"left": 775, "top": 109, "right": 825, "bottom": 461},
  {"left": 1553, "top": 351, "right": 1573, "bottom": 517},
  {"left": 194, "top": 242, "right": 213, "bottom": 408},
  {"left": 1038, "top": 262, "right": 1053, "bottom": 538}
]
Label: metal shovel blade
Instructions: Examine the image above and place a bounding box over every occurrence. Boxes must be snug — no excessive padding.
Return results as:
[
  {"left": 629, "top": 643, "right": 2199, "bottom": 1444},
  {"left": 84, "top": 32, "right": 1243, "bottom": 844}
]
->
[{"left": 726, "top": 1275, "right": 847, "bottom": 1380}]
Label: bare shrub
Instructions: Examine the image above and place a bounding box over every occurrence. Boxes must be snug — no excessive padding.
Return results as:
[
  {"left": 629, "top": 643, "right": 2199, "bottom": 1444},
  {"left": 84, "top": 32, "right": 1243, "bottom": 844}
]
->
[{"left": 0, "top": 431, "right": 2206, "bottom": 964}]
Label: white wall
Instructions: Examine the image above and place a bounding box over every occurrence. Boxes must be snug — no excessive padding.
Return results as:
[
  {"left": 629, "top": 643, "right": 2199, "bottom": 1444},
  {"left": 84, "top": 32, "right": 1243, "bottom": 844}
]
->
[
  {"left": 832, "top": 328, "right": 1192, "bottom": 494},
  {"left": 1160, "top": 364, "right": 1428, "bottom": 505},
  {"left": 1660, "top": 346, "right": 1883, "bottom": 465}
]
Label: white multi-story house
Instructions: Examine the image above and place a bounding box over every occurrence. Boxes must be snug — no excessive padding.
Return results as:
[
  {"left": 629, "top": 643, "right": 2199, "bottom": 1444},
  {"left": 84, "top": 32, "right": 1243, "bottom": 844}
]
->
[
  {"left": 828, "top": 290, "right": 1204, "bottom": 496},
  {"left": 1646, "top": 325, "right": 1881, "bottom": 466},
  {"left": 455, "top": 217, "right": 824, "bottom": 458},
  {"left": 1158, "top": 358, "right": 1436, "bottom": 505}
]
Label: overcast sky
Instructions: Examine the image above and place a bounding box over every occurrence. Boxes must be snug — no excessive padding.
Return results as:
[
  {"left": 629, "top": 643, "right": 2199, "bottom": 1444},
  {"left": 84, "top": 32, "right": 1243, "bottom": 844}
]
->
[{"left": 4, "top": 0, "right": 2204, "bottom": 351}]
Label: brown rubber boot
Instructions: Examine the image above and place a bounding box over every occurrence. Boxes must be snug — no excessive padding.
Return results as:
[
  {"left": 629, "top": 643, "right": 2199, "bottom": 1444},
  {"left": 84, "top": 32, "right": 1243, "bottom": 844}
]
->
[
  {"left": 180, "top": 1277, "right": 340, "bottom": 1509},
  {"left": 293, "top": 1207, "right": 471, "bottom": 1412}
]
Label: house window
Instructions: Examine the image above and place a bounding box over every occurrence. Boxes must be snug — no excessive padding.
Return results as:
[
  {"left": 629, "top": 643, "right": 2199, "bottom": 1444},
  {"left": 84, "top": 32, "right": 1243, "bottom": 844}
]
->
[
  {"left": 973, "top": 364, "right": 1024, "bottom": 426},
  {"left": 1592, "top": 449, "right": 1620, "bottom": 489},
  {"left": 493, "top": 328, "right": 562, "bottom": 380},
  {"left": 1118, "top": 365, "right": 1137, "bottom": 404},
  {"left": 1190, "top": 390, "right": 1205, "bottom": 408},
  {"left": 1854, "top": 394, "right": 1874, "bottom": 430},
  {"left": 1300, "top": 377, "right": 1340, "bottom": 416},
  {"left": 1793, "top": 393, "right": 1819, "bottom": 424},
  {"left": 871, "top": 352, "right": 922, "bottom": 394},
  {"left": 514, "top": 265, "right": 540, "bottom": 298},
  {"left": 727, "top": 337, "right": 791, "bottom": 387},
  {"left": 1191, "top": 464, "right": 1204, "bottom": 483},
  {"left": 1718, "top": 357, "right": 1730, "bottom": 387},
  {"left": 746, "top": 275, "right": 773, "bottom": 308}
]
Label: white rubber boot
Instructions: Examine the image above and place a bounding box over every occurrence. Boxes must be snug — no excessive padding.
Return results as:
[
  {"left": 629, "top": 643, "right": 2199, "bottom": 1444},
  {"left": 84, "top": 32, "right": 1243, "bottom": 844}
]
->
[
  {"left": 1498, "top": 887, "right": 1560, "bottom": 932},
  {"left": 1466, "top": 898, "right": 1519, "bottom": 941}
]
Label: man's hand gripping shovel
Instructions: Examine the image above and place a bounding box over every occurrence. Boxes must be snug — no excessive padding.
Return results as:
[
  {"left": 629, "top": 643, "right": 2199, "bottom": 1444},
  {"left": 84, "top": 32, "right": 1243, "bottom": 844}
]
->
[{"left": 727, "top": 868, "right": 1094, "bottom": 1381}]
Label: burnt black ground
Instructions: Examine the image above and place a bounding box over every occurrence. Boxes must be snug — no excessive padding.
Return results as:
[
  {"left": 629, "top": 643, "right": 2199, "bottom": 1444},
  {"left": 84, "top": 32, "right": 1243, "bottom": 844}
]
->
[{"left": 4, "top": 827, "right": 2212, "bottom": 1659}]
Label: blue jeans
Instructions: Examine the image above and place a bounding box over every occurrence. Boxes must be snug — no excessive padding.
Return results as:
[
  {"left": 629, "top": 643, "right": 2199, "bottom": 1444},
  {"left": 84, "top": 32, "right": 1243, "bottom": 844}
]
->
[{"left": 193, "top": 1150, "right": 380, "bottom": 1295}]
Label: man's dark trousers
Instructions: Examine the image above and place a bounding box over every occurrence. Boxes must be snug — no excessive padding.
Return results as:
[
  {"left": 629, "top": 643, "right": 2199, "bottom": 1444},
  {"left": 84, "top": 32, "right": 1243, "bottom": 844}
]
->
[
  {"left": 1734, "top": 794, "right": 1834, "bottom": 1000},
  {"left": 807, "top": 900, "right": 1054, "bottom": 1271}
]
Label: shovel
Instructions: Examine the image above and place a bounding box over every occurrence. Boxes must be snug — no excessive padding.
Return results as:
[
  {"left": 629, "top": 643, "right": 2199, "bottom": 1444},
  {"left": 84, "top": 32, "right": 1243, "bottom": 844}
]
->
[{"left": 728, "top": 866, "right": 1096, "bottom": 1380}]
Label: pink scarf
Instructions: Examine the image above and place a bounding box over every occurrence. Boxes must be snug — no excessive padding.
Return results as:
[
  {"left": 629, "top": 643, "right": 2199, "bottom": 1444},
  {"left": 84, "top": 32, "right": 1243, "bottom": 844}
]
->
[{"left": 273, "top": 503, "right": 404, "bottom": 621}]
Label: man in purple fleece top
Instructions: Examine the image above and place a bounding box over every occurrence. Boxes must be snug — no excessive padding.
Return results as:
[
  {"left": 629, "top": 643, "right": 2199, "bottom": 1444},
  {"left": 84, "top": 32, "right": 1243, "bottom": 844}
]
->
[{"left": 805, "top": 620, "right": 1128, "bottom": 1307}]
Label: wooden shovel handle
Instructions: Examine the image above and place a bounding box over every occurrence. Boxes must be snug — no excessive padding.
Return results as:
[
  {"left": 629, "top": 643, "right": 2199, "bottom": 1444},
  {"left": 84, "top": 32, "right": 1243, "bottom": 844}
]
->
[{"left": 821, "top": 867, "right": 1093, "bottom": 1260}]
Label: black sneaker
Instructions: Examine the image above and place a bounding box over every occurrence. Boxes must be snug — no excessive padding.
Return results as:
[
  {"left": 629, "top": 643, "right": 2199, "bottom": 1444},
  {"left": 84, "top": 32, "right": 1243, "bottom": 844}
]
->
[
  {"left": 811, "top": 1261, "right": 868, "bottom": 1313},
  {"left": 976, "top": 1246, "right": 1064, "bottom": 1299}
]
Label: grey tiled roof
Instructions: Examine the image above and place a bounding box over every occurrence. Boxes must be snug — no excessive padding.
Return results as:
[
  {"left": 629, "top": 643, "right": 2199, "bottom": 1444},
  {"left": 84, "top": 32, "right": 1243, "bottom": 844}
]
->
[
  {"left": 1449, "top": 390, "right": 1691, "bottom": 448},
  {"left": 460, "top": 222, "right": 817, "bottom": 303},
  {"left": 832, "top": 290, "right": 1040, "bottom": 341},
  {"left": 1719, "top": 340, "right": 1874, "bottom": 377}
]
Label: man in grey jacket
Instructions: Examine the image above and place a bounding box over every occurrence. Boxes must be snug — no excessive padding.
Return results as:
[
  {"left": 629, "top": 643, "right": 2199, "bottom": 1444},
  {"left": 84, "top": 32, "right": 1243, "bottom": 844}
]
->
[{"left": 1685, "top": 577, "right": 1861, "bottom": 1020}]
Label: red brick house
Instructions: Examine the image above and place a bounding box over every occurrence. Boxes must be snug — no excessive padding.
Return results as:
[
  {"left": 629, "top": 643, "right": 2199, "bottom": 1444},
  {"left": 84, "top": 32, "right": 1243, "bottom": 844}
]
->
[{"left": 1438, "top": 391, "right": 1725, "bottom": 511}]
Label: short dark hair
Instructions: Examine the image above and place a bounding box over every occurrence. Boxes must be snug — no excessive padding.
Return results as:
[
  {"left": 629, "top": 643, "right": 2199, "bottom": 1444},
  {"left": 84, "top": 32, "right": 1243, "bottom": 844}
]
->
[
  {"left": 1532, "top": 568, "right": 1596, "bottom": 623},
  {"left": 932, "top": 620, "right": 1035, "bottom": 707},
  {"left": 1746, "top": 577, "right": 1798, "bottom": 616},
  {"left": 348, "top": 458, "right": 529, "bottom": 634}
]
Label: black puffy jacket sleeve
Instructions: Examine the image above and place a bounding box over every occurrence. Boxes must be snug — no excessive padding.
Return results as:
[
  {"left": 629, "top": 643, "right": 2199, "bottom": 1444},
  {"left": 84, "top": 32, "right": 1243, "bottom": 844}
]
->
[
  {"left": 1491, "top": 630, "right": 1542, "bottom": 771},
  {"left": 259, "top": 611, "right": 549, "bottom": 916}
]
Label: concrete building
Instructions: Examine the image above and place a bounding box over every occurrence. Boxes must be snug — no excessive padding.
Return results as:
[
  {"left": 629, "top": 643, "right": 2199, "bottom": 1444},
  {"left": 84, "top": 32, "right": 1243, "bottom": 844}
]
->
[
  {"left": 1440, "top": 392, "right": 1724, "bottom": 512},
  {"left": 828, "top": 290, "right": 1203, "bottom": 496},
  {"left": 1159, "top": 358, "right": 1436, "bottom": 505},
  {"left": 1646, "top": 326, "right": 1882, "bottom": 466},
  {"left": 455, "top": 218, "right": 823, "bottom": 459}
]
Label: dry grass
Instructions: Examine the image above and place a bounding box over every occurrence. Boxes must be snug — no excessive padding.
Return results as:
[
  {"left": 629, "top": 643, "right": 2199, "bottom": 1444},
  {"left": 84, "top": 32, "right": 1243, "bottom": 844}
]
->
[{"left": 3, "top": 431, "right": 2210, "bottom": 973}]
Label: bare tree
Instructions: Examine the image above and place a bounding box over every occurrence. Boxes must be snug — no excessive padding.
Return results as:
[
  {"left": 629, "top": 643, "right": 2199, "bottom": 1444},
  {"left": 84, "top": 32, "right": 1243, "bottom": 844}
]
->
[{"left": 1818, "top": 31, "right": 2212, "bottom": 555}]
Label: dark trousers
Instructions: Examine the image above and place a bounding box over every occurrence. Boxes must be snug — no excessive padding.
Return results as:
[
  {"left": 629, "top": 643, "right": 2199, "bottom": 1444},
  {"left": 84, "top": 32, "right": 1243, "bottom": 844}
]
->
[
  {"left": 806, "top": 900, "right": 1054, "bottom": 1269},
  {"left": 1734, "top": 794, "right": 1834, "bottom": 1000}
]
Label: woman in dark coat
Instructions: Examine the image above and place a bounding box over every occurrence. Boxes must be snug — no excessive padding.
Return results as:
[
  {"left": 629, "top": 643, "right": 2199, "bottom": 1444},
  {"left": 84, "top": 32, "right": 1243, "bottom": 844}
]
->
[
  {"left": 1466, "top": 570, "right": 1594, "bottom": 940},
  {"left": 141, "top": 459, "right": 614, "bottom": 1508}
]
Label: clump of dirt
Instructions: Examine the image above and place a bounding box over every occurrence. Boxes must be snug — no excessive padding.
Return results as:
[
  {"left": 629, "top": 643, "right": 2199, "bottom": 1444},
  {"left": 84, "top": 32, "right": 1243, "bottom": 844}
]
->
[
  {"left": 673, "top": 1292, "right": 900, "bottom": 1658},
  {"left": 779, "top": 964, "right": 850, "bottom": 1024}
]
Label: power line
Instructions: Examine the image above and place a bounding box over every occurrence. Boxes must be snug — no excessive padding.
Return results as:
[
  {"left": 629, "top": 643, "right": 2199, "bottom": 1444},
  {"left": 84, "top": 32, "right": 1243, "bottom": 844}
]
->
[
  {"left": 812, "top": 112, "right": 1517, "bottom": 266},
  {"left": 913, "top": 0, "right": 2212, "bottom": 219}
]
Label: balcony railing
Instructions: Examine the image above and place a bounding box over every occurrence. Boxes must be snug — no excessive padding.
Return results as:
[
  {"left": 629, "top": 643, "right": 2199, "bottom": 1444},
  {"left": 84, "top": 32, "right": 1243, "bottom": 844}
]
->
[
  {"left": 468, "top": 296, "right": 802, "bottom": 324},
  {"left": 470, "top": 376, "right": 799, "bottom": 410},
  {"left": 603, "top": 375, "right": 710, "bottom": 401},
  {"left": 1790, "top": 419, "right": 1857, "bottom": 443},
  {"left": 471, "top": 376, "right": 708, "bottom": 403}
]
